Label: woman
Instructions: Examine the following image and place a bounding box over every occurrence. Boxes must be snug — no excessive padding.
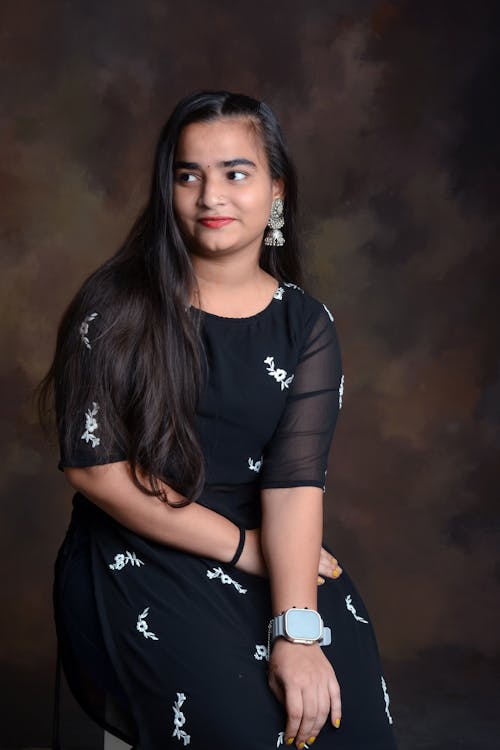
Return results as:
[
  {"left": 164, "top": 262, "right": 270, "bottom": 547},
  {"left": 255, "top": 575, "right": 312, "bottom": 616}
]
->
[{"left": 37, "top": 90, "right": 398, "bottom": 749}]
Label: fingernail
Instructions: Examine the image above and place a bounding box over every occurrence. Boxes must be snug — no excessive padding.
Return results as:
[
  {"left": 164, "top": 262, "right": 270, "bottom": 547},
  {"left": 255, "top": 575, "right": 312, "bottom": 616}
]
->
[
  {"left": 332, "top": 568, "right": 341, "bottom": 578},
  {"left": 330, "top": 556, "right": 337, "bottom": 564},
  {"left": 297, "top": 743, "right": 306, "bottom": 749},
  {"left": 334, "top": 718, "right": 341, "bottom": 728},
  {"left": 307, "top": 737, "right": 316, "bottom": 744},
  {"left": 317, "top": 576, "right": 325, "bottom": 585},
  {"left": 285, "top": 738, "right": 295, "bottom": 746}
]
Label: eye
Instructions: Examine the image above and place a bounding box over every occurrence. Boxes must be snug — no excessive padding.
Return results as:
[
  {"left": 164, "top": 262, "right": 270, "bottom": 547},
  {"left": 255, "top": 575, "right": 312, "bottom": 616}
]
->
[
  {"left": 227, "top": 170, "right": 247, "bottom": 181},
  {"left": 176, "top": 172, "right": 197, "bottom": 183}
]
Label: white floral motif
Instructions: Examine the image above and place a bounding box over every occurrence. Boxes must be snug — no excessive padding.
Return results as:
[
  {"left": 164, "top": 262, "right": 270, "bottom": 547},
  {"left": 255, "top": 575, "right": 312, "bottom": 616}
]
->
[
  {"left": 109, "top": 550, "right": 144, "bottom": 570},
  {"left": 322, "top": 468, "right": 328, "bottom": 494},
  {"left": 81, "top": 402, "right": 100, "bottom": 447},
  {"left": 79, "top": 312, "right": 99, "bottom": 349},
  {"left": 206, "top": 566, "right": 247, "bottom": 594},
  {"left": 381, "top": 675, "right": 393, "bottom": 724},
  {"left": 172, "top": 692, "right": 191, "bottom": 745},
  {"left": 254, "top": 644, "right": 269, "bottom": 661},
  {"left": 283, "top": 282, "right": 304, "bottom": 293},
  {"left": 322, "top": 302, "right": 334, "bottom": 322},
  {"left": 273, "top": 286, "right": 285, "bottom": 300},
  {"left": 264, "top": 356, "right": 294, "bottom": 390},
  {"left": 345, "top": 594, "right": 369, "bottom": 624},
  {"left": 136, "top": 607, "right": 159, "bottom": 640},
  {"left": 339, "top": 373, "right": 344, "bottom": 409},
  {"left": 248, "top": 455, "right": 263, "bottom": 473}
]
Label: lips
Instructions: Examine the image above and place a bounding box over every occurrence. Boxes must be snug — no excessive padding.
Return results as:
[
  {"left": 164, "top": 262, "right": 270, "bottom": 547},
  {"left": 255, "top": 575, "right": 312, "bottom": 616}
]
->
[{"left": 199, "top": 217, "right": 235, "bottom": 228}]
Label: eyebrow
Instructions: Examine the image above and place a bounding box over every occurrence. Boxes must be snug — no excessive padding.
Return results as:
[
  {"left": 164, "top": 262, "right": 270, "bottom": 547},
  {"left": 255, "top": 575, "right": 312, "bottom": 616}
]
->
[{"left": 173, "top": 158, "right": 257, "bottom": 170}]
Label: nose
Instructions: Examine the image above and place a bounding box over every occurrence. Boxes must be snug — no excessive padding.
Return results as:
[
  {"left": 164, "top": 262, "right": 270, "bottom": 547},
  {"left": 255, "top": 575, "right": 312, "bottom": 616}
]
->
[{"left": 197, "top": 173, "right": 226, "bottom": 208}]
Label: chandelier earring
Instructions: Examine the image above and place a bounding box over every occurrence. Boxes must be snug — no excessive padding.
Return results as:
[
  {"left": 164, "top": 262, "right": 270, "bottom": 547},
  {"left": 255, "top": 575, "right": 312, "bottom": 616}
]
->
[{"left": 264, "top": 197, "right": 285, "bottom": 247}]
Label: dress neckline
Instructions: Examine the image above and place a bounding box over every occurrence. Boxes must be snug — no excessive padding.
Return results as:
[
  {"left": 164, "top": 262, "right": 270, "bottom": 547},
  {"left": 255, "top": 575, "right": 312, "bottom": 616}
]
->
[{"left": 190, "top": 280, "right": 282, "bottom": 321}]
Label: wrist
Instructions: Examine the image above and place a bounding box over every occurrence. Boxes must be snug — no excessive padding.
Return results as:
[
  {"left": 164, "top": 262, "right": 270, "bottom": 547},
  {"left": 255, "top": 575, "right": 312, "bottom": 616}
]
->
[
  {"left": 236, "top": 528, "right": 267, "bottom": 577},
  {"left": 267, "top": 607, "right": 331, "bottom": 658},
  {"left": 227, "top": 524, "right": 245, "bottom": 566}
]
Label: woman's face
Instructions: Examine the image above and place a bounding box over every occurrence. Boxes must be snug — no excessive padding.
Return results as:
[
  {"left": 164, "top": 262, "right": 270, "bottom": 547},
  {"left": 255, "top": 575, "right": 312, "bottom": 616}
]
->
[{"left": 172, "top": 116, "right": 284, "bottom": 258}]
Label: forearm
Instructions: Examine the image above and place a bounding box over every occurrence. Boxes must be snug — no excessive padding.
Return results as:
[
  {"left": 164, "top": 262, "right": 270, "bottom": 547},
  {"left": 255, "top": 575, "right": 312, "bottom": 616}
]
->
[
  {"left": 261, "top": 486, "right": 323, "bottom": 616},
  {"left": 64, "top": 461, "right": 240, "bottom": 562}
]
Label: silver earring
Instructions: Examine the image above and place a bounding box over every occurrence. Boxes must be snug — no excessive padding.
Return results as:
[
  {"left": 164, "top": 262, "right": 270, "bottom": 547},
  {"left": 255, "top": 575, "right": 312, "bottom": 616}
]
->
[{"left": 264, "top": 198, "right": 285, "bottom": 246}]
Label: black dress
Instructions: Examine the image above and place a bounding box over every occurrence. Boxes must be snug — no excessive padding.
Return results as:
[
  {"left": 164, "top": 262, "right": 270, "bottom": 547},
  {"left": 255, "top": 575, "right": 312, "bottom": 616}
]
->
[{"left": 53, "top": 280, "right": 398, "bottom": 749}]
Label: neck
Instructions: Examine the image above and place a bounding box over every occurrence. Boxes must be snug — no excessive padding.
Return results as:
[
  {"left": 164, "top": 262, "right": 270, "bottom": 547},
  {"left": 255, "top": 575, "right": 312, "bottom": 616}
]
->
[{"left": 190, "top": 254, "right": 267, "bottom": 299}]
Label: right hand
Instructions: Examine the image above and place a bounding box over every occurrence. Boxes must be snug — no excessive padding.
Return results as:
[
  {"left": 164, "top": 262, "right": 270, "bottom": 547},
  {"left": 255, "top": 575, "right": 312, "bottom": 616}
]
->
[{"left": 236, "top": 528, "right": 343, "bottom": 582}]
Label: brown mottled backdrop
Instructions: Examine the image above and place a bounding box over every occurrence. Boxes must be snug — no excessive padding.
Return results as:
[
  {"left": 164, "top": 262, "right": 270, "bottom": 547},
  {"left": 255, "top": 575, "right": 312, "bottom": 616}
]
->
[{"left": 1, "top": 1, "right": 498, "bottom": 747}]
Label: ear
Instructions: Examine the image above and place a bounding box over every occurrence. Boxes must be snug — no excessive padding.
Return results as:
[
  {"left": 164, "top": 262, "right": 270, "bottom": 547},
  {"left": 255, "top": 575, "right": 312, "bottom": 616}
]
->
[{"left": 272, "top": 177, "right": 285, "bottom": 201}]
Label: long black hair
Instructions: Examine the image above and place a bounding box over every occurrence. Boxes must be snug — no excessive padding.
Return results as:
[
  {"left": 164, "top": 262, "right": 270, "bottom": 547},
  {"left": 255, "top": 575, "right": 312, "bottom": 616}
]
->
[{"left": 36, "top": 89, "right": 305, "bottom": 507}]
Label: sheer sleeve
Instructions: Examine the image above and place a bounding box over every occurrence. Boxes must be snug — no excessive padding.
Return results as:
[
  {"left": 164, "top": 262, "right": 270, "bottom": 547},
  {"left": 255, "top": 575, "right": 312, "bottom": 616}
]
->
[
  {"left": 259, "top": 302, "right": 343, "bottom": 491},
  {"left": 56, "top": 311, "right": 128, "bottom": 472}
]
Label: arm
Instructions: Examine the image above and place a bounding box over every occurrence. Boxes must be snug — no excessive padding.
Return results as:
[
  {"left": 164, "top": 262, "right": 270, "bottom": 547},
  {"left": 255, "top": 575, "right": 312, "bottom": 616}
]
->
[
  {"left": 261, "top": 486, "right": 323, "bottom": 615},
  {"left": 258, "top": 301, "right": 344, "bottom": 747},
  {"left": 64, "top": 461, "right": 266, "bottom": 572}
]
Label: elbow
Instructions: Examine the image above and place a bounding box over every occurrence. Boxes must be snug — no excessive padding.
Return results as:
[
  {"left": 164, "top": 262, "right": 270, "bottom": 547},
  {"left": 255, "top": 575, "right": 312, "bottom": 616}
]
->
[
  {"left": 64, "top": 466, "right": 96, "bottom": 492},
  {"left": 63, "top": 462, "right": 129, "bottom": 493}
]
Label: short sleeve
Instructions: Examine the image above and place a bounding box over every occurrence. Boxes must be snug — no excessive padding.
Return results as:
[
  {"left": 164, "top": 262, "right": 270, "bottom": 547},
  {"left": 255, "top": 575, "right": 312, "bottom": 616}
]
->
[
  {"left": 259, "top": 302, "right": 343, "bottom": 491},
  {"left": 56, "top": 311, "right": 128, "bottom": 472},
  {"left": 57, "top": 400, "right": 128, "bottom": 472}
]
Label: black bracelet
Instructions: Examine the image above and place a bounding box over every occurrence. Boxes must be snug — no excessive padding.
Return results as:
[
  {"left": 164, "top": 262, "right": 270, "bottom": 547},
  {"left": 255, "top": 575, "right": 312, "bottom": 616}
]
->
[{"left": 228, "top": 526, "right": 246, "bottom": 565}]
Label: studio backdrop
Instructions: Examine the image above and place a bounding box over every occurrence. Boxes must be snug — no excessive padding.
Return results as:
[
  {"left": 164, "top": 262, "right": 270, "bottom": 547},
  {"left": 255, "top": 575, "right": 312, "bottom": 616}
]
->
[{"left": 1, "top": 1, "right": 498, "bottom": 748}]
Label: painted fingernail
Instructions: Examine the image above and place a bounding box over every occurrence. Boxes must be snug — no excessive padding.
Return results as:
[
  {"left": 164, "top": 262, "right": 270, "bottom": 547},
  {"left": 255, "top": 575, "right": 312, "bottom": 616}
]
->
[
  {"left": 297, "top": 743, "right": 306, "bottom": 749},
  {"left": 317, "top": 576, "right": 325, "bottom": 585},
  {"left": 285, "top": 738, "right": 295, "bottom": 746},
  {"left": 334, "top": 718, "right": 341, "bottom": 728},
  {"left": 332, "top": 568, "right": 341, "bottom": 578},
  {"left": 307, "top": 737, "right": 316, "bottom": 744},
  {"left": 330, "top": 556, "right": 337, "bottom": 564}
]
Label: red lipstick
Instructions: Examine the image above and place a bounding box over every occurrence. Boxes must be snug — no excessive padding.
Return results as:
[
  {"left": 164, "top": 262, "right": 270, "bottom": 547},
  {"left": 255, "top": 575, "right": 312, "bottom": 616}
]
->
[{"left": 199, "top": 217, "right": 235, "bottom": 228}]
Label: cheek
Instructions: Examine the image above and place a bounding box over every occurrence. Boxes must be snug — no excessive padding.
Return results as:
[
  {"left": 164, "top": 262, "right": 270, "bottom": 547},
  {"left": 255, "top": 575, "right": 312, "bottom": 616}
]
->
[
  {"left": 239, "top": 190, "right": 272, "bottom": 223},
  {"left": 172, "top": 191, "right": 191, "bottom": 223}
]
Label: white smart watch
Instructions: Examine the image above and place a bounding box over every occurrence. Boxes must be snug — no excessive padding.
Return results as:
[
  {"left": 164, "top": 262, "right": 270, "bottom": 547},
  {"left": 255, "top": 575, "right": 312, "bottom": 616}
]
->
[{"left": 271, "top": 607, "right": 331, "bottom": 647}]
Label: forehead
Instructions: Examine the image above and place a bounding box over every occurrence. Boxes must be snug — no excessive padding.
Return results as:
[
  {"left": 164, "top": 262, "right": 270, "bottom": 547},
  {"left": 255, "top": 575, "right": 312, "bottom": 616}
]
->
[{"left": 175, "top": 117, "right": 267, "bottom": 168}]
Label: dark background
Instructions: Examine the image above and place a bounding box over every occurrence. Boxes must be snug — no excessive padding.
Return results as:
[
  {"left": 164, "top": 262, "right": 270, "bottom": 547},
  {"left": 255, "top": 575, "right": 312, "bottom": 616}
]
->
[{"left": 1, "top": 1, "right": 498, "bottom": 747}]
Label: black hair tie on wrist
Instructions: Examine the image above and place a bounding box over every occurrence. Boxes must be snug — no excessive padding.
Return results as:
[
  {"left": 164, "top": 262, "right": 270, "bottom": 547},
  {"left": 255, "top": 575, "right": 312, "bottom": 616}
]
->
[{"left": 229, "top": 526, "right": 246, "bottom": 566}]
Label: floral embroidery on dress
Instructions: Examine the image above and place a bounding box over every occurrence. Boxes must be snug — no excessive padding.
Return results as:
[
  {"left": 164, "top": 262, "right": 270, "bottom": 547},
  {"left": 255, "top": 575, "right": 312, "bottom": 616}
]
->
[
  {"left": 264, "top": 356, "right": 294, "bottom": 390},
  {"left": 81, "top": 402, "right": 100, "bottom": 447},
  {"left": 381, "top": 675, "right": 393, "bottom": 724},
  {"left": 339, "top": 373, "right": 344, "bottom": 409},
  {"left": 172, "top": 692, "right": 191, "bottom": 745},
  {"left": 248, "top": 455, "right": 263, "bottom": 473},
  {"left": 283, "top": 281, "right": 304, "bottom": 294},
  {"left": 136, "top": 607, "right": 159, "bottom": 640},
  {"left": 273, "top": 286, "right": 285, "bottom": 300},
  {"left": 109, "top": 550, "right": 145, "bottom": 570},
  {"left": 345, "top": 594, "right": 369, "bottom": 624},
  {"left": 79, "top": 312, "right": 99, "bottom": 349},
  {"left": 254, "top": 644, "right": 269, "bottom": 661},
  {"left": 206, "top": 566, "right": 247, "bottom": 594},
  {"left": 322, "top": 302, "right": 334, "bottom": 322}
]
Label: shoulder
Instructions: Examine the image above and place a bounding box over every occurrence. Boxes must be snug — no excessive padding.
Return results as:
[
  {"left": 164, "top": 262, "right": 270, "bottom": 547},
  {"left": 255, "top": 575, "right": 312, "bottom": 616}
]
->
[{"left": 278, "top": 280, "right": 336, "bottom": 332}]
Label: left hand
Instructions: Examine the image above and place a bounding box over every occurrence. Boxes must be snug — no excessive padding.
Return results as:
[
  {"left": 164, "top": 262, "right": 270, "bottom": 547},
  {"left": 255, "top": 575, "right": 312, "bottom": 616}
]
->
[{"left": 268, "top": 638, "right": 342, "bottom": 748}]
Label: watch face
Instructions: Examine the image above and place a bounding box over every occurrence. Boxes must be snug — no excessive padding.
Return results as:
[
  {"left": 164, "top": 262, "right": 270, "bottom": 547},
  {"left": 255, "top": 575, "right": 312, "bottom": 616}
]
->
[{"left": 285, "top": 609, "right": 321, "bottom": 640}]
